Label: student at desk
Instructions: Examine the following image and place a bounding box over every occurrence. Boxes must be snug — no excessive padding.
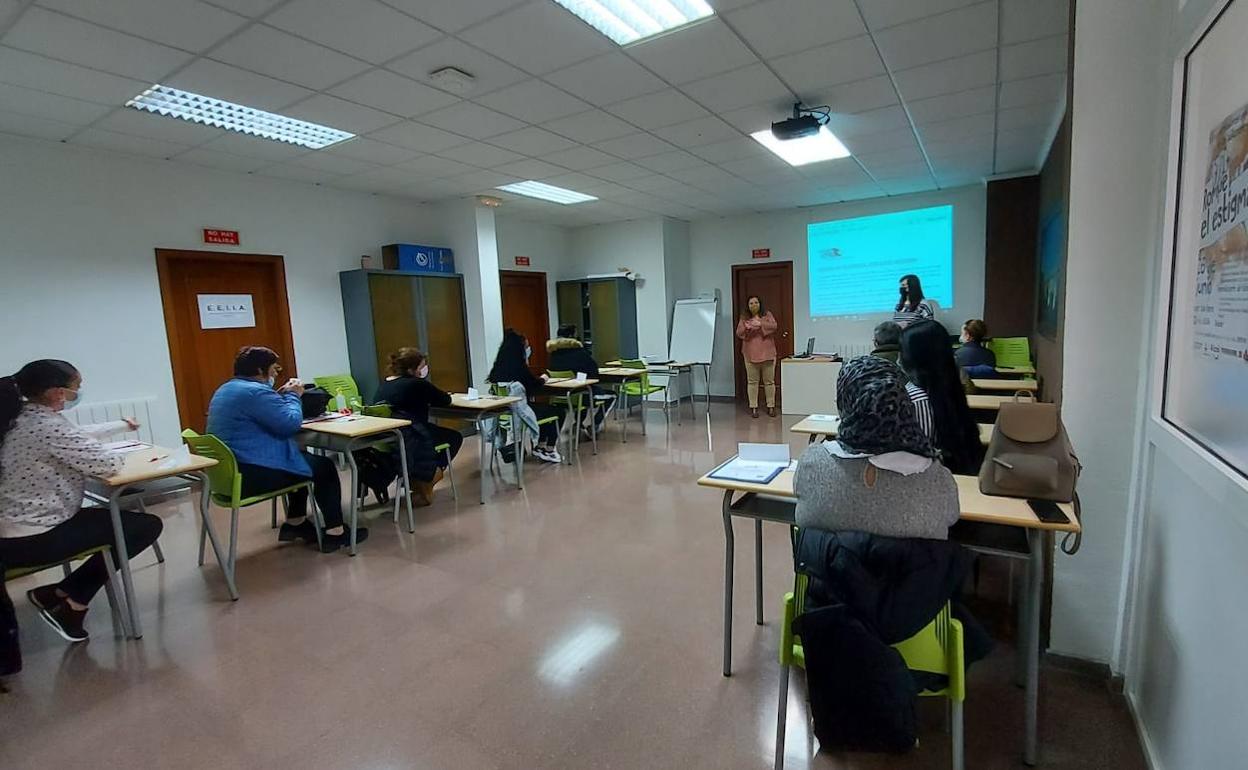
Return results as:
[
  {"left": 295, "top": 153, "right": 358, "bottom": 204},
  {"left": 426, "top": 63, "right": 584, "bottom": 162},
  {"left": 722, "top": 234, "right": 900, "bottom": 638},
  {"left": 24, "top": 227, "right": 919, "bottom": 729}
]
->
[
  {"left": 954, "top": 319, "right": 996, "bottom": 371},
  {"left": 546, "top": 324, "right": 613, "bottom": 433},
  {"left": 870, "top": 321, "right": 902, "bottom": 364},
  {"left": 374, "top": 347, "right": 460, "bottom": 505},
  {"left": 207, "top": 346, "right": 364, "bottom": 551},
  {"left": 0, "top": 359, "right": 162, "bottom": 643},
  {"left": 488, "top": 330, "right": 564, "bottom": 464},
  {"left": 901, "top": 321, "right": 984, "bottom": 475}
]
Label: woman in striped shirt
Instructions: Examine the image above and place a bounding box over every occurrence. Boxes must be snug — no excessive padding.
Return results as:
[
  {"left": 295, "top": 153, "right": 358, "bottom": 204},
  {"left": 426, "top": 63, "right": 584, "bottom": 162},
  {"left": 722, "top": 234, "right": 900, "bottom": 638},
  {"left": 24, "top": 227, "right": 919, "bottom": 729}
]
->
[
  {"left": 893, "top": 274, "right": 934, "bottom": 328},
  {"left": 900, "top": 320, "right": 984, "bottom": 475}
]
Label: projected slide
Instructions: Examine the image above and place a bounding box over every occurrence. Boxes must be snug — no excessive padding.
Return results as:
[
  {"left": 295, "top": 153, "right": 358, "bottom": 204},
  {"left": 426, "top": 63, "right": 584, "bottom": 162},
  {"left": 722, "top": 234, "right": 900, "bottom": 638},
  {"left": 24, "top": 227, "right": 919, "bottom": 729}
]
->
[{"left": 808, "top": 205, "right": 953, "bottom": 317}]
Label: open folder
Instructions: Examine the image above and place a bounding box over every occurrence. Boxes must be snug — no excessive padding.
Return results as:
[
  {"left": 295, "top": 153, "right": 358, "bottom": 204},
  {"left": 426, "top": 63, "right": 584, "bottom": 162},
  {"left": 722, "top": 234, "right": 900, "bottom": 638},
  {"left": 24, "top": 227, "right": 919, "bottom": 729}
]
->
[{"left": 708, "top": 443, "right": 791, "bottom": 484}]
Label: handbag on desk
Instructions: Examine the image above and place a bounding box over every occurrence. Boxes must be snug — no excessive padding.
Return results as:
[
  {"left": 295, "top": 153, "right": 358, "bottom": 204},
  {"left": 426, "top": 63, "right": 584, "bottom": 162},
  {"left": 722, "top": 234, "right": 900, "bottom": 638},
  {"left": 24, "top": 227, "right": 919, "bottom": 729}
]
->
[{"left": 979, "top": 393, "right": 1083, "bottom": 553}]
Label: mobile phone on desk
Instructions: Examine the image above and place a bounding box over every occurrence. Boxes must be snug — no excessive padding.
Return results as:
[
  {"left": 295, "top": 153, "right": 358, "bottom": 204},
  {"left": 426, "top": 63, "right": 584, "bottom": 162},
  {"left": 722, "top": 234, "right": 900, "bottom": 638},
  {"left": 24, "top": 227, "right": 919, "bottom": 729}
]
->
[{"left": 1027, "top": 499, "right": 1068, "bottom": 524}]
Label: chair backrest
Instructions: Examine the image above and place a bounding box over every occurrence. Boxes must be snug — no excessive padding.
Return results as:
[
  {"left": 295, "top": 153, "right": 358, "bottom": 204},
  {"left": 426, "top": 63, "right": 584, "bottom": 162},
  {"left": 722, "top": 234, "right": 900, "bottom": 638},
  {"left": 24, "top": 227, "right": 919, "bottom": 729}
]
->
[
  {"left": 313, "top": 374, "right": 362, "bottom": 407},
  {"left": 363, "top": 403, "right": 392, "bottom": 418},
  {"left": 619, "top": 358, "right": 650, "bottom": 389},
  {"left": 986, "top": 337, "right": 1031, "bottom": 369},
  {"left": 180, "top": 429, "right": 242, "bottom": 506},
  {"left": 489, "top": 382, "right": 507, "bottom": 397}
]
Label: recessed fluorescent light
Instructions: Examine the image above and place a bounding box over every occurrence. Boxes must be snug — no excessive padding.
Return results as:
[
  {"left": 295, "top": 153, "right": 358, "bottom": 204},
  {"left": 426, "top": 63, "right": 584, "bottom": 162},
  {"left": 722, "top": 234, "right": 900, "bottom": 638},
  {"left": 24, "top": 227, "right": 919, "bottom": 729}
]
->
[
  {"left": 552, "top": 0, "right": 715, "bottom": 45},
  {"left": 497, "top": 180, "right": 598, "bottom": 205},
  {"left": 750, "top": 125, "right": 851, "bottom": 167},
  {"left": 126, "top": 85, "right": 354, "bottom": 150}
]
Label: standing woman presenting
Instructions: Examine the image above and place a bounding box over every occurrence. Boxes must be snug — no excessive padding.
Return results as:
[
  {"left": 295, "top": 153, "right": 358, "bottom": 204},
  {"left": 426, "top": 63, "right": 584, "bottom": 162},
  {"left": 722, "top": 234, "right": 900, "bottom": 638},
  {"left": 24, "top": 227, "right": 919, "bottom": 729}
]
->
[
  {"left": 735, "top": 295, "right": 779, "bottom": 418},
  {"left": 893, "top": 273, "right": 935, "bottom": 328}
]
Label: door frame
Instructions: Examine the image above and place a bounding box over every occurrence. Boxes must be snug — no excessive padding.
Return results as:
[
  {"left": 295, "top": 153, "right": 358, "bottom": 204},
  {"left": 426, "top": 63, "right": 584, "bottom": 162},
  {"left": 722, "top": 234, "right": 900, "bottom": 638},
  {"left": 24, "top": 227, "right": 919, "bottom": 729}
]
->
[
  {"left": 731, "top": 260, "right": 795, "bottom": 408},
  {"left": 155, "top": 249, "right": 297, "bottom": 432},
  {"left": 499, "top": 269, "right": 551, "bottom": 374}
]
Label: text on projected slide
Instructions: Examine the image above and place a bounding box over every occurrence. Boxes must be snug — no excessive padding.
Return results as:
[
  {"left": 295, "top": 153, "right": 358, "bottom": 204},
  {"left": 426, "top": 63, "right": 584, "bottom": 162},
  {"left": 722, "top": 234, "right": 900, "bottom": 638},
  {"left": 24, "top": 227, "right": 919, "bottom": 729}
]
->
[{"left": 807, "top": 205, "right": 953, "bottom": 316}]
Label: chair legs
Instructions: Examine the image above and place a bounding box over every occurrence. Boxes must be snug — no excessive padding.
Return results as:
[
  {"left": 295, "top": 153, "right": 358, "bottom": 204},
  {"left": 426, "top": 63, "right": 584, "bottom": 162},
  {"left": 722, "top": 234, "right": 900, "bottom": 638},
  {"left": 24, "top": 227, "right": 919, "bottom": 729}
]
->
[
  {"left": 445, "top": 448, "right": 458, "bottom": 502},
  {"left": 151, "top": 539, "right": 165, "bottom": 564},
  {"left": 102, "top": 546, "right": 128, "bottom": 638},
  {"left": 951, "top": 698, "right": 965, "bottom": 770},
  {"left": 270, "top": 497, "right": 278, "bottom": 529},
  {"left": 775, "top": 662, "right": 790, "bottom": 770}
]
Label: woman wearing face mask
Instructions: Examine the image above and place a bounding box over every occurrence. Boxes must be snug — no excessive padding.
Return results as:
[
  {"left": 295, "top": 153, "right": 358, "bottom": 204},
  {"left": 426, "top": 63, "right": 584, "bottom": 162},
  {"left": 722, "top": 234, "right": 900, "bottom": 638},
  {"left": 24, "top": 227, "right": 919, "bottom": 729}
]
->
[
  {"left": 206, "top": 346, "right": 364, "bottom": 551},
  {"left": 0, "top": 360, "right": 163, "bottom": 642},
  {"left": 374, "top": 347, "right": 461, "bottom": 504},
  {"left": 735, "top": 295, "right": 779, "bottom": 418},
  {"left": 893, "top": 274, "right": 934, "bottom": 328},
  {"left": 487, "top": 329, "right": 564, "bottom": 463}
]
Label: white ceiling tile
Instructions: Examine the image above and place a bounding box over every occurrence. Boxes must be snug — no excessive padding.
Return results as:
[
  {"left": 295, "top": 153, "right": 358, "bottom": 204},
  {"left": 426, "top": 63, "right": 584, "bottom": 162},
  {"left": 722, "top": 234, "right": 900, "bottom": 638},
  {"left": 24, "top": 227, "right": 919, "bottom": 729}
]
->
[
  {"left": 879, "top": 177, "right": 937, "bottom": 195},
  {"left": 842, "top": 127, "right": 918, "bottom": 154},
  {"left": 1000, "top": 35, "right": 1068, "bottom": 81},
  {"left": 998, "top": 73, "right": 1065, "bottom": 110},
  {"left": 726, "top": 0, "right": 864, "bottom": 57},
  {"left": 294, "top": 150, "right": 380, "bottom": 175},
  {"left": 540, "top": 144, "right": 617, "bottom": 170},
  {"left": 998, "top": 101, "right": 1061, "bottom": 131},
  {"left": 825, "top": 105, "right": 910, "bottom": 138},
  {"left": 0, "top": 109, "right": 78, "bottom": 141},
  {"left": 865, "top": 159, "right": 932, "bottom": 180},
  {"left": 0, "top": 82, "right": 111, "bottom": 125},
  {"left": 667, "top": 164, "right": 740, "bottom": 189},
  {"left": 837, "top": 182, "right": 888, "bottom": 201},
  {"left": 540, "top": 171, "right": 603, "bottom": 189},
  {"left": 173, "top": 147, "right": 268, "bottom": 173},
  {"left": 893, "top": 50, "right": 997, "bottom": 101},
  {"left": 635, "top": 150, "right": 711, "bottom": 172},
  {"left": 907, "top": 86, "right": 996, "bottom": 125},
  {"left": 71, "top": 127, "right": 191, "bottom": 158},
  {"left": 387, "top": 37, "right": 527, "bottom": 97},
  {"left": 652, "top": 116, "right": 741, "bottom": 148},
  {"left": 96, "top": 107, "right": 224, "bottom": 144},
  {"left": 589, "top": 161, "right": 651, "bottom": 182},
  {"left": 38, "top": 0, "right": 247, "bottom": 52},
  {"left": 996, "top": 124, "right": 1050, "bottom": 148},
  {"left": 257, "top": 163, "right": 335, "bottom": 183},
  {"left": 930, "top": 151, "right": 993, "bottom": 178},
  {"left": 690, "top": 137, "right": 766, "bottom": 163},
  {"left": 682, "top": 63, "right": 790, "bottom": 113},
  {"left": 592, "top": 132, "right": 677, "bottom": 159},
  {"left": 492, "top": 158, "right": 567, "bottom": 179},
  {"left": 935, "top": 171, "right": 986, "bottom": 189},
  {"left": 994, "top": 142, "right": 1040, "bottom": 173},
  {"left": 798, "top": 158, "right": 871, "bottom": 184},
  {"left": 459, "top": 1, "right": 613, "bottom": 74},
  {"left": 201, "top": 0, "right": 282, "bottom": 16},
  {"left": 769, "top": 35, "right": 885, "bottom": 97},
  {"left": 0, "top": 46, "right": 146, "bottom": 105},
  {"left": 335, "top": 167, "right": 419, "bottom": 192},
  {"left": 266, "top": 0, "right": 441, "bottom": 64},
  {"left": 323, "top": 136, "right": 420, "bottom": 164},
  {"left": 855, "top": 143, "right": 925, "bottom": 167},
  {"left": 435, "top": 141, "right": 523, "bottom": 167},
  {"left": 605, "top": 89, "right": 709, "bottom": 131},
  {"left": 542, "top": 109, "right": 635, "bottom": 144},
  {"left": 165, "top": 59, "right": 312, "bottom": 111},
  {"left": 366, "top": 120, "right": 472, "bottom": 152},
  {"left": 873, "top": 1, "right": 997, "bottom": 71},
  {"left": 329, "top": 69, "right": 460, "bottom": 117},
  {"left": 4, "top": 8, "right": 192, "bottom": 81},
  {"left": 446, "top": 168, "right": 521, "bottom": 191},
  {"left": 721, "top": 101, "right": 795, "bottom": 134},
  {"left": 382, "top": 0, "right": 526, "bottom": 33},
  {"left": 924, "top": 133, "right": 994, "bottom": 159},
  {"left": 623, "top": 174, "right": 686, "bottom": 192},
  {"left": 211, "top": 25, "right": 371, "bottom": 90},
  {"left": 920, "top": 113, "right": 996, "bottom": 145},
  {"left": 718, "top": 153, "right": 793, "bottom": 178},
  {"left": 284, "top": 94, "right": 399, "bottom": 134},
  {"left": 392, "top": 154, "right": 478, "bottom": 177},
  {"left": 545, "top": 53, "right": 667, "bottom": 106},
  {"left": 626, "top": 18, "right": 756, "bottom": 85},
  {"left": 476, "top": 79, "right": 589, "bottom": 123},
  {"left": 814, "top": 75, "right": 898, "bottom": 114},
  {"left": 487, "top": 126, "right": 577, "bottom": 155},
  {"left": 1001, "top": 0, "right": 1069, "bottom": 44},
  {"left": 199, "top": 132, "right": 311, "bottom": 160},
  {"left": 419, "top": 101, "right": 525, "bottom": 139},
  {"left": 857, "top": 0, "right": 978, "bottom": 30}
]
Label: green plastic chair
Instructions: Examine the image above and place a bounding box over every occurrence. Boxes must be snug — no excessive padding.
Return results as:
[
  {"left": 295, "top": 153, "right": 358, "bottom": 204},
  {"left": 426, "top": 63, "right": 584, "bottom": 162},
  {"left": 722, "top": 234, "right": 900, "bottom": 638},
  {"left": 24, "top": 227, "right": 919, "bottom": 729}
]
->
[
  {"left": 619, "top": 358, "right": 672, "bottom": 434},
  {"left": 313, "top": 374, "right": 364, "bottom": 411},
  {"left": 181, "top": 429, "right": 322, "bottom": 601},
  {"left": 4, "top": 545, "right": 126, "bottom": 637},
  {"left": 488, "top": 383, "right": 562, "bottom": 467},
  {"left": 775, "top": 573, "right": 966, "bottom": 770},
  {"left": 546, "top": 369, "right": 593, "bottom": 460},
  {"left": 985, "top": 337, "right": 1032, "bottom": 370},
  {"left": 363, "top": 403, "right": 457, "bottom": 505}
]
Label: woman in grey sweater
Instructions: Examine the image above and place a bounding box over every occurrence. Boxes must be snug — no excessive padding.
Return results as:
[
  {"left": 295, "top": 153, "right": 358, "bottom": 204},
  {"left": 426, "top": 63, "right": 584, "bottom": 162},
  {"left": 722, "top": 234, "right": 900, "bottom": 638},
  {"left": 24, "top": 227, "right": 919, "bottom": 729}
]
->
[{"left": 795, "top": 356, "right": 959, "bottom": 540}]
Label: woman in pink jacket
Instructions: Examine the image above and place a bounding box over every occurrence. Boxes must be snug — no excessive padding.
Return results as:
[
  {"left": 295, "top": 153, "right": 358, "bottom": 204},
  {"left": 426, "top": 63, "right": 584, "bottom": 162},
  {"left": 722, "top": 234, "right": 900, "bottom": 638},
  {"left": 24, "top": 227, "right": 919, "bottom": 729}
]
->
[{"left": 735, "top": 295, "right": 779, "bottom": 418}]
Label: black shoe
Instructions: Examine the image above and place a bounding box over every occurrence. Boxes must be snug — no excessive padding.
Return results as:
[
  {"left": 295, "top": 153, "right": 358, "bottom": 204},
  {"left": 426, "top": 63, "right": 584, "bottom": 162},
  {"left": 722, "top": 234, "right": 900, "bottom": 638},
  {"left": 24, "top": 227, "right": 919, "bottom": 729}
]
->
[
  {"left": 278, "top": 520, "right": 318, "bottom": 543},
  {"left": 500, "top": 445, "right": 516, "bottom": 464},
  {"left": 38, "top": 602, "right": 89, "bottom": 643},
  {"left": 27, "top": 584, "right": 62, "bottom": 611},
  {"left": 319, "top": 527, "right": 369, "bottom": 553}
]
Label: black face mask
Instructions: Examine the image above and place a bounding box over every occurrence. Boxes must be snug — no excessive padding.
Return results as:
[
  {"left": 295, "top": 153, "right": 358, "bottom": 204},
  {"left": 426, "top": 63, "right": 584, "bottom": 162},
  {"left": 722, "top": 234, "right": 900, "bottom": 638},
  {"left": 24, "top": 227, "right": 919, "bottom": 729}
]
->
[{"left": 899, "top": 286, "right": 908, "bottom": 298}]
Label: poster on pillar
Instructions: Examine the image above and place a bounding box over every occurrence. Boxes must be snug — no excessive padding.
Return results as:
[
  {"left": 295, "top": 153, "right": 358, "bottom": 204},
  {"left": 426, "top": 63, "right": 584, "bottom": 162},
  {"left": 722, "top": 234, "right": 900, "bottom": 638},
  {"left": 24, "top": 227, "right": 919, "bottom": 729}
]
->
[{"left": 1162, "top": 0, "right": 1248, "bottom": 481}]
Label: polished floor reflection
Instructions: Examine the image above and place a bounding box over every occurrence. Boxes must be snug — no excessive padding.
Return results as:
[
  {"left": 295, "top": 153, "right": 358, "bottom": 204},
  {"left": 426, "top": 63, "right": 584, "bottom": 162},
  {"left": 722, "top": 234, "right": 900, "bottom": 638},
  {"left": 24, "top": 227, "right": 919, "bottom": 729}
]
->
[{"left": 0, "top": 404, "right": 1146, "bottom": 769}]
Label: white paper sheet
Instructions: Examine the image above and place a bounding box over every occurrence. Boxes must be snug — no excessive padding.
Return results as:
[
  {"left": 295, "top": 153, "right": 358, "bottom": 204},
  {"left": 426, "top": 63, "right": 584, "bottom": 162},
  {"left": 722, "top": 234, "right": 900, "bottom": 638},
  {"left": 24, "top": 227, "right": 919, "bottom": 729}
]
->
[
  {"left": 708, "top": 443, "right": 791, "bottom": 483},
  {"left": 466, "top": 387, "right": 480, "bottom": 400},
  {"left": 103, "top": 440, "right": 149, "bottom": 453}
]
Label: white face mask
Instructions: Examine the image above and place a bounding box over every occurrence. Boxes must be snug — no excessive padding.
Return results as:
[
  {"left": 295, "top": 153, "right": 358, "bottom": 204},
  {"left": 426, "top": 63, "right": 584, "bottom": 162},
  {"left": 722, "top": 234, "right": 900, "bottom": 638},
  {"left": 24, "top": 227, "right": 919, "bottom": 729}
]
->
[
  {"left": 417, "top": 364, "right": 430, "bottom": 379},
  {"left": 267, "top": 376, "right": 276, "bottom": 388},
  {"left": 524, "top": 345, "right": 532, "bottom": 361}
]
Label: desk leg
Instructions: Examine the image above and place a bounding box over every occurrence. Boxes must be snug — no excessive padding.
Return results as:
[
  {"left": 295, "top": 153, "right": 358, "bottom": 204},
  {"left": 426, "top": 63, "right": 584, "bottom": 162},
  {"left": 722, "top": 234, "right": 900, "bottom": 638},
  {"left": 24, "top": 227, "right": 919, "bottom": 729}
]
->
[
  {"left": 755, "top": 519, "right": 764, "bottom": 626},
  {"left": 194, "top": 471, "right": 237, "bottom": 601},
  {"left": 477, "top": 416, "right": 487, "bottom": 505},
  {"left": 618, "top": 384, "right": 627, "bottom": 444},
  {"left": 721, "top": 491, "right": 735, "bottom": 677},
  {"left": 345, "top": 440, "right": 360, "bottom": 556},
  {"left": 703, "top": 364, "right": 711, "bottom": 416},
  {"left": 514, "top": 420, "right": 524, "bottom": 489},
  {"left": 107, "top": 487, "right": 141, "bottom": 638},
  {"left": 394, "top": 429, "right": 415, "bottom": 533},
  {"left": 1023, "top": 530, "right": 1046, "bottom": 766}
]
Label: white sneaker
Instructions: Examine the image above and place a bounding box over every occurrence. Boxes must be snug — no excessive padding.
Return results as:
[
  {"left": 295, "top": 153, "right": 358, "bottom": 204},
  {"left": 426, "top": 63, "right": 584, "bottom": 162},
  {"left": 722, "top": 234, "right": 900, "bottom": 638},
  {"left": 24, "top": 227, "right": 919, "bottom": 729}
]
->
[{"left": 535, "top": 447, "right": 562, "bottom": 464}]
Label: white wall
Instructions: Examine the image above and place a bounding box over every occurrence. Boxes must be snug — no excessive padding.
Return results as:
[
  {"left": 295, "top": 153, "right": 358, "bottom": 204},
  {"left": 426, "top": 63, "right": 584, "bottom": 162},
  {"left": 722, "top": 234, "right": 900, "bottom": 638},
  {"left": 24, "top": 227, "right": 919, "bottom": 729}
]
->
[
  {"left": 494, "top": 215, "right": 569, "bottom": 335},
  {"left": 689, "top": 185, "right": 987, "bottom": 395},
  {"left": 567, "top": 218, "right": 669, "bottom": 358},
  {"left": 0, "top": 135, "right": 447, "bottom": 446}
]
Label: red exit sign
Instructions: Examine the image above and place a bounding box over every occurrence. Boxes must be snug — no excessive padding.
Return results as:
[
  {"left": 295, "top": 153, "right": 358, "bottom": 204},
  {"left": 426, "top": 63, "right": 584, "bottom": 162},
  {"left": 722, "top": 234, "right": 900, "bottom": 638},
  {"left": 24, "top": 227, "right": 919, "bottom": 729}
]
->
[
  {"left": 514, "top": 256, "right": 531, "bottom": 266},
  {"left": 204, "top": 228, "right": 240, "bottom": 245},
  {"left": 752, "top": 248, "right": 770, "bottom": 259}
]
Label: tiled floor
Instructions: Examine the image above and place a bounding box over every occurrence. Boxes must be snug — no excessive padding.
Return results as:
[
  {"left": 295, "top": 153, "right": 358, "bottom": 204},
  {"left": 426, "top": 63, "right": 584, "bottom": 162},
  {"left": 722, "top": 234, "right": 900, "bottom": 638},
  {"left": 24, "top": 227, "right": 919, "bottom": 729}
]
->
[{"left": 0, "top": 404, "right": 1146, "bottom": 769}]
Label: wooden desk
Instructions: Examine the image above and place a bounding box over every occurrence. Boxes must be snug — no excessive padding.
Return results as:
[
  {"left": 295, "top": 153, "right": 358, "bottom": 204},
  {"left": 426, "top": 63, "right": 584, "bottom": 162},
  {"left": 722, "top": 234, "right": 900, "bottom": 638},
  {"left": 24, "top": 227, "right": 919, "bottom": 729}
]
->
[
  {"left": 967, "top": 394, "right": 1014, "bottom": 411},
  {"left": 91, "top": 445, "right": 217, "bottom": 637},
  {"left": 302, "top": 415, "right": 412, "bottom": 554},
  {"left": 594, "top": 368, "right": 646, "bottom": 442},
  {"left": 996, "top": 365, "right": 1036, "bottom": 376},
  {"left": 790, "top": 415, "right": 995, "bottom": 447},
  {"left": 972, "top": 378, "right": 1038, "bottom": 393},
  {"left": 604, "top": 360, "right": 707, "bottom": 418},
  {"left": 696, "top": 458, "right": 1078, "bottom": 765},
  {"left": 428, "top": 395, "right": 523, "bottom": 504}
]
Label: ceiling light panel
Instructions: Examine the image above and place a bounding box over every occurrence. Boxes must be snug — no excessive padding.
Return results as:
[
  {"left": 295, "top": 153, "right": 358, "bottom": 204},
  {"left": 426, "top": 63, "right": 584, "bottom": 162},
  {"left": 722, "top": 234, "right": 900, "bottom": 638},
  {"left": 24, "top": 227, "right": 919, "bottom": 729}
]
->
[
  {"left": 126, "top": 85, "right": 354, "bottom": 150},
  {"left": 750, "top": 126, "right": 851, "bottom": 167},
  {"left": 497, "top": 180, "right": 598, "bottom": 204},
  {"left": 553, "top": 0, "right": 715, "bottom": 45}
]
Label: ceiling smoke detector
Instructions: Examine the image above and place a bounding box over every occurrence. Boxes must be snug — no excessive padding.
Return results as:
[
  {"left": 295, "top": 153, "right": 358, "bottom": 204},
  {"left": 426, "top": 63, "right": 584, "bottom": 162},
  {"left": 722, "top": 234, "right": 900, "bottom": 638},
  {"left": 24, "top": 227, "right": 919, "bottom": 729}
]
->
[{"left": 429, "top": 66, "right": 476, "bottom": 95}]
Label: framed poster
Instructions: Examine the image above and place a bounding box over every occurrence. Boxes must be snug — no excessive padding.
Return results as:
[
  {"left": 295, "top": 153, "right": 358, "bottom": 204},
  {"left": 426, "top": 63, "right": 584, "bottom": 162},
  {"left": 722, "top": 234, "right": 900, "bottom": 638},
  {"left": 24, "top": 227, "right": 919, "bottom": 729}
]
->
[{"left": 1161, "top": 0, "right": 1248, "bottom": 481}]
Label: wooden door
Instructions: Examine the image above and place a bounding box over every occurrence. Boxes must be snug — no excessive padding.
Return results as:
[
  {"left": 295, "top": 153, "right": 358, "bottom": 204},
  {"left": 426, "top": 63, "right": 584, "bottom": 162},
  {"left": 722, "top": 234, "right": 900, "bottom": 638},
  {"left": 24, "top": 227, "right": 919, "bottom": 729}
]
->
[
  {"left": 156, "top": 249, "right": 297, "bottom": 433},
  {"left": 499, "top": 270, "right": 550, "bottom": 374},
  {"left": 731, "top": 261, "right": 795, "bottom": 409}
]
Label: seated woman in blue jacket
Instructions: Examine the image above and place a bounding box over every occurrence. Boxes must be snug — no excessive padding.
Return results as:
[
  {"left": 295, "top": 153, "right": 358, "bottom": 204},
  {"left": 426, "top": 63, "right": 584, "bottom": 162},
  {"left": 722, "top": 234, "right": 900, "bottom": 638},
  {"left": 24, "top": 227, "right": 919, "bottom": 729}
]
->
[{"left": 206, "top": 346, "right": 364, "bottom": 552}]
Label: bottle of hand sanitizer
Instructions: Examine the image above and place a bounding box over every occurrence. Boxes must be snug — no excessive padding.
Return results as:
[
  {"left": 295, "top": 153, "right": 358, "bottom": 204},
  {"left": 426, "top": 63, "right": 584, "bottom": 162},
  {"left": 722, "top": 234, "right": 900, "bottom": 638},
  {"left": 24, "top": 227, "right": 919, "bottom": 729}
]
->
[{"left": 334, "top": 388, "right": 348, "bottom": 413}]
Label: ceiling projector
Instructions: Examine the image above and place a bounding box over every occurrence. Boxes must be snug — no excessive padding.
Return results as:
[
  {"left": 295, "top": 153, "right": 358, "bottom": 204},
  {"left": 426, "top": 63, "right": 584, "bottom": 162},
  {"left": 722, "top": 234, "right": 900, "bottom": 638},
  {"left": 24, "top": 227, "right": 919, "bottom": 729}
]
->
[{"left": 771, "top": 113, "right": 821, "bottom": 141}]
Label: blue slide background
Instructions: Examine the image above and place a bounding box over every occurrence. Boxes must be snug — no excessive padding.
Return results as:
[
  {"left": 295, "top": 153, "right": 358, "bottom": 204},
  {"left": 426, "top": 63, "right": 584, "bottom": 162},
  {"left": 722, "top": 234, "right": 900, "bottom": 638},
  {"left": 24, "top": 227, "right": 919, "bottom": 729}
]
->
[{"left": 807, "top": 205, "right": 954, "bottom": 316}]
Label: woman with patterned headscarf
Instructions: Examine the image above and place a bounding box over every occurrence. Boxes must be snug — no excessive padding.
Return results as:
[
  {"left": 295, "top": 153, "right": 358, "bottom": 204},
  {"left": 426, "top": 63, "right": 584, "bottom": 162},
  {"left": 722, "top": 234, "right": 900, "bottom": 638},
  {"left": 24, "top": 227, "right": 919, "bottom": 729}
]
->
[{"left": 795, "top": 356, "right": 959, "bottom": 540}]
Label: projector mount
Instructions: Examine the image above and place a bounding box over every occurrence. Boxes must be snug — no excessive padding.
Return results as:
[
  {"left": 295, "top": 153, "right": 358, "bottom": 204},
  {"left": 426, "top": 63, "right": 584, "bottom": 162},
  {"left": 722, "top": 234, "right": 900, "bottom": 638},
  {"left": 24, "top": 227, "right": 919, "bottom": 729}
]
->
[{"left": 771, "top": 102, "right": 832, "bottom": 141}]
